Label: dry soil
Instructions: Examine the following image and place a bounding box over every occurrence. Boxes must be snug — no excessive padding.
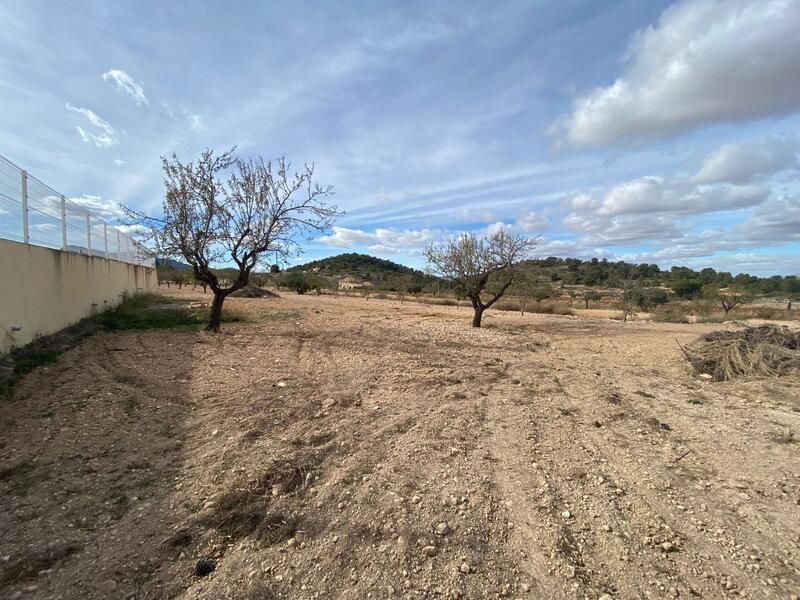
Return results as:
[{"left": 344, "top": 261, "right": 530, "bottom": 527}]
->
[{"left": 1, "top": 290, "right": 799, "bottom": 599}]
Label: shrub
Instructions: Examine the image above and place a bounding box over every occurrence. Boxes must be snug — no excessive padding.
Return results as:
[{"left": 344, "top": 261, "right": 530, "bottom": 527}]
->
[
  {"left": 284, "top": 272, "right": 311, "bottom": 294},
  {"left": 672, "top": 279, "right": 704, "bottom": 299},
  {"left": 528, "top": 302, "right": 575, "bottom": 316},
  {"left": 652, "top": 305, "right": 691, "bottom": 323}
]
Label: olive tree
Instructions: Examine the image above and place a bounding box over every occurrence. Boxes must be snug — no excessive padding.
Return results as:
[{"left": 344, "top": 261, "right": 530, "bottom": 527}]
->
[
  {"left": 425, "top": 231, "right": 539, "bottom": 327},
  {"left": 126, "top": 148, "right": 338, "bottom": 330},
  {"left": 511, "top": 266, "right": 551, "bottom": 315},
  {"left": 580, "top": 289, "right": 602, "bottom": 309}
]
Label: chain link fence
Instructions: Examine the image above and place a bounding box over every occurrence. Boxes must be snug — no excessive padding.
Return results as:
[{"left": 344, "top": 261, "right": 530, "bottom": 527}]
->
[{"left": 0, "top": 154, "right": 153, "bottom": 267}]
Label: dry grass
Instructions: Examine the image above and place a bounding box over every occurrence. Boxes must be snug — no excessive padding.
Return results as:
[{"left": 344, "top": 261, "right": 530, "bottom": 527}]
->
[{"left": 680, "top": 325, "right": 800, "bottom": 380}]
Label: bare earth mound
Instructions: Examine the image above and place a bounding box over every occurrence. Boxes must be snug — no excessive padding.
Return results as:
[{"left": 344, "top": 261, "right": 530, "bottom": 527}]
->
[{"left": 1, "top": 290, "right": 799, "bottom": 599}]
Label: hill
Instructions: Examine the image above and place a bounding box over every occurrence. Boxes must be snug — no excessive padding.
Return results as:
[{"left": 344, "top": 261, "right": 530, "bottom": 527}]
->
[
  {"left": 156, "top": 257, "right": 192, "bottom": 270},
  {"left": 289, "top": 253, "right": 429, "bottom": 279}
]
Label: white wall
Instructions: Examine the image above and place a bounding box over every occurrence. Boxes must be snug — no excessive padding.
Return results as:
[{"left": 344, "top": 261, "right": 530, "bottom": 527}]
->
[{"left": 0, "top": 239, "right": 157, "bottom": 353}]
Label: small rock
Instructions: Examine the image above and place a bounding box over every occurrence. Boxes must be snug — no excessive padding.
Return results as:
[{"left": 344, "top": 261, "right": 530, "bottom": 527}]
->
[
  {"left": 561, "top": 510, "right": 572, "bottom": 519},
  {"left": 599, "top": 594, "right": 613, "bottom": 600},
  {"left": 422, "top": 545, "right": 437, "bottom": 557},
  {"left": 435, "top": 522, "right": 451, "bottom": 536},
  {"left": 322, "top": 398, "right": 337, "bottom": 409},
  {"left": 459, "top": 562, "right": 470, "bottom": 574},
  {"left": 521, "top": 583, "right": 531, "bottom": 593},
  {"left": 698, "top": 373, "right": 713, "bottom": 380},
  {"left": 661, "top": 541, "right": 676, "bottom": 553},
  {"left": 411, "top": 495, "right": 422, "bottom": 504},
  {"left": 276, "top": 381, "right": 287, "bottom": 387}
]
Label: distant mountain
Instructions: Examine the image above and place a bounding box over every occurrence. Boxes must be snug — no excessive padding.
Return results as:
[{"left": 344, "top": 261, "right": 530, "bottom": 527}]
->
[
  {"left": 156, "top": 257, "right": 192, "bottom": 270},
  {"left": 289, "top": 253, "right": 429, "bottom": 280}
]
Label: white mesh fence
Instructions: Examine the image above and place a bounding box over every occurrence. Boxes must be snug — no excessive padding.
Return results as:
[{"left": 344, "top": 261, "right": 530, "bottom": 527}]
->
[{"left": 0, "top": 154, "right": 153, "bottom": 267}]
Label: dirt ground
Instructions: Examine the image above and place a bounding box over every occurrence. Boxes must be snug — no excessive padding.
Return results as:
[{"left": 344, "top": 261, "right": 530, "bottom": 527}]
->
[{"left": 1, "top": 289, "right": 799, "bottom": 600}]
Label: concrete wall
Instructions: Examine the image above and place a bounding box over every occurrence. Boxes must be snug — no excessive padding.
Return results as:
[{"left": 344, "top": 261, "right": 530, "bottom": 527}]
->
[{"left": 0, "top": 239, "right": 157, "bottom": 353}]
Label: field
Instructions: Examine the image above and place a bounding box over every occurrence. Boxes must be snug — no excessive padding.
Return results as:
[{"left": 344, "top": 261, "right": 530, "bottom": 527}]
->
[{"left": 1, "top": 289, "right": 799, "bottom": 599}]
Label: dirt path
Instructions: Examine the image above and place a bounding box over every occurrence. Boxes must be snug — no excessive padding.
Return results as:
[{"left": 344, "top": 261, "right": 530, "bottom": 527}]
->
[{"left": 1, "top": 290, "right": 798, "bottom": 599}]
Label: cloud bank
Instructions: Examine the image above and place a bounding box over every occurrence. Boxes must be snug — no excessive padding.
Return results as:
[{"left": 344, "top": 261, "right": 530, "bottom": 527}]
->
[{"left": 552, "top": 0, "right": 800, "bottom": 147}]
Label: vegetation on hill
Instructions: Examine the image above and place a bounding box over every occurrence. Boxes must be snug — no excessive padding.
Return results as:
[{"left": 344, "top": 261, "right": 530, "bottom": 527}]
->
[
  {"left": 158, "top": 252, "right": 798, "bottom": 304},
  {"left": 525, "top": 257, "right": 799, "bottom": 298},
  {"left": 289, "top": 253, "right": 428, "bottom": 279}
]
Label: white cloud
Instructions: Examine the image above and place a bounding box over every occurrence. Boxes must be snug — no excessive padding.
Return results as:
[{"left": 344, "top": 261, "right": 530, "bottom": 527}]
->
[
  {"left": 559, "top": 137, "right": 793, "bottom": 246},
  {"left": 66, "top": 103, "right": 118, "bottom": 147},
  {"left": 482, "top": 211, "right": 549, "bottom": 237},
  {"left": 321, "top": 212, "right": 547, "bottom": 255},
  {"left": 593, "top": 178, "right": 767, "bottom": 217},
  {"left": 76, "top": 125, "right": 116, "bottom": 148},
  {"left": 552, "top": 0, "right": 800, "bottom": 147},
  {"left": 65, "top": 103, "right": 114, "bottom": 135},
  {"left": 690, "top": 137, "right": 798, "bottom": 184},
  {"left": 319, "top": 226, "right": 443, "bottom": 251},
  {"left": 455, "top": 208, "right": 497, "bottom": 223},
  {"left": 68, "top": 194, "right": 126, "bottom": 222},
  {"left": 164, "top": 103, "right": 205, "bottom": 131},
  {"left": 114, "top": 159, "right": 125, "bottom": 167},
  {"left": 102, "top": 69, "right": 148, "bottom": 105}
]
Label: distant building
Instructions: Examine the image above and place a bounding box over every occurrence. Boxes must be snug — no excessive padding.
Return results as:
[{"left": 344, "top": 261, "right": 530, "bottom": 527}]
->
[{"left": 338, "top": 276, "right": 371, "bottom": 291}]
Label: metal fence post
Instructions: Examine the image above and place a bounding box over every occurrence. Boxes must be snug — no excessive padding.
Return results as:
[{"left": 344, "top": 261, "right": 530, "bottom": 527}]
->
[
  {"left": 86, "top": 213, "right": 92, "bottom": 255},
  {"left": 103, "top": 224, "right": 109, "bottom": 258},
  {"left": 21, "top": 170, "right": 29, "bottom": 244},
  {"left": 116, "top": 230, "right": 121, "bottom": 261},
  {"left": 60, "top": 195, "right": 67, "bottom": 250},
  {"left": 125, "top": 236, "right": 130, "bottom": 263}
]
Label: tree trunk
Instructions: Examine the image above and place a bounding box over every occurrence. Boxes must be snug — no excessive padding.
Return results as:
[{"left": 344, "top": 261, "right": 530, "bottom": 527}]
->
[
  {"left": 471, "top": 301, "right": 484, "bottom": 328},
  {"left": 585, "top": 299, "right": 589, "bottom": 309},
  {"left": 208, "top": 291, "right": 227, "bottom": 332}
]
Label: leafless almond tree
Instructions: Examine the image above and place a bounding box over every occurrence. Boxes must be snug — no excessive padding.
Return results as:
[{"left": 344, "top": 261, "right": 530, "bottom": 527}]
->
[
  {"left": 425, "top": 231, "right": 539, "bottom": 327},
  {"left": 126, "top": 148, "right": 339, "bottom": 331}
]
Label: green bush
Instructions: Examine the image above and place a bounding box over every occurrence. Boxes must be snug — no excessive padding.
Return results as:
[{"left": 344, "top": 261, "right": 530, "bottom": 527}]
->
[
  {"left": 672, "top": 279, "right": 704, "bottom": 299},
  {"left": 285, "top": 272, "right": 311, "bottom": 294}
]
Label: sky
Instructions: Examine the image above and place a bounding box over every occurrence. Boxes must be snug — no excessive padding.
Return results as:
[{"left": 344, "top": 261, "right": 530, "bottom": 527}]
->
[{"left": 1, "top": 0, "right": 799, "bottom": 276}]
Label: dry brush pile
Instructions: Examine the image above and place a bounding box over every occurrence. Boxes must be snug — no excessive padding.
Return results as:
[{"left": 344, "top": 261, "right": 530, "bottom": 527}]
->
[{"left": 681, "top": 325, "right": 800, "bottom": 380}]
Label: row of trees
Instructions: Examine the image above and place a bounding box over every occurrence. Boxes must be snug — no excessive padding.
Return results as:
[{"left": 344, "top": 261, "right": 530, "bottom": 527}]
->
[
  {"left": 135, "top": 148, "right": 795, "bottom": 331},
  {"left": 533, "top": 256, "right": 800, "bottom": 298}
]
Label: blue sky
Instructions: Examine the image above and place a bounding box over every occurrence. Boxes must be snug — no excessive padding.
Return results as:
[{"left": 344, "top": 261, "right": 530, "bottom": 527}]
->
[{"left": 1, "top": 0, "right": 799, "bottom": 275}]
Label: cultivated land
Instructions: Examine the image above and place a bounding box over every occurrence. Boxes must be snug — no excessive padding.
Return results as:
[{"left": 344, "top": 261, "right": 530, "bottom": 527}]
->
[{"left": 1, "top": 290, "right": 799, "bottom": 599}]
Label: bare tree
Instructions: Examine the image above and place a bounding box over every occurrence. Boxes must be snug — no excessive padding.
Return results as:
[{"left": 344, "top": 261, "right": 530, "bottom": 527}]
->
[
  {"left": 126, "top": 148, "right": 338, "bottom": 330},
  {"left": 719, "top": 290, "right": 750, "bottom": 315},
  {"left": 702, "top": 286, "right": 751, "bottom": 316},
  {"left": 425, "top": 231, "right": 539, "bottom": 327},
  {"left": 620, "top": 274, "right": 642, "bottom": 323},
  {"left": 394, "top": 273, "right": 416, "bottom": 304}
]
